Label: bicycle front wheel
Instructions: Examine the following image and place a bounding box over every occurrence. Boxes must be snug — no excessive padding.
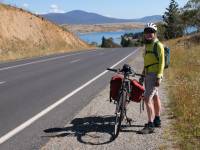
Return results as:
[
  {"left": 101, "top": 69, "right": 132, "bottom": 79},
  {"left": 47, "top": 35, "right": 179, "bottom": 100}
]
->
[{"left": 114, "top": 90, "right": 127, "bottom": 138}]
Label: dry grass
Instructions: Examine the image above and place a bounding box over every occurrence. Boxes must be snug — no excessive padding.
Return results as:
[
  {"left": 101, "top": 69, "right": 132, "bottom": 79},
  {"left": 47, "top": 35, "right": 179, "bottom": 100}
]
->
[
  {"left": 165, "top": 34, "right": 200, "bottom": 149},
  {"left": 0, "top": 46, "right": 87, "bottom": 62},
  {"left": 0, "top": 4, "right": 92, "bottom": 62},
  {"left": 62, "top": 23, "right": 144, "bottom": 33}
]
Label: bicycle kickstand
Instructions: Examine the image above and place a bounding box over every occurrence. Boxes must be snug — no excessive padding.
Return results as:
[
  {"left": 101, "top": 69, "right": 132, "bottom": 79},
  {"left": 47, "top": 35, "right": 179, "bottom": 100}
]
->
[{"left": 125, "top": 111, "right": 132, "bottom": 125}]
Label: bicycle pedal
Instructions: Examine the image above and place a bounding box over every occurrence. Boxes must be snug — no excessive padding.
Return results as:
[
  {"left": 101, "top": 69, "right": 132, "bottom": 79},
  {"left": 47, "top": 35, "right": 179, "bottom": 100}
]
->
[{"left": 126, "top": 118, "right": 132, "bottom": 123}]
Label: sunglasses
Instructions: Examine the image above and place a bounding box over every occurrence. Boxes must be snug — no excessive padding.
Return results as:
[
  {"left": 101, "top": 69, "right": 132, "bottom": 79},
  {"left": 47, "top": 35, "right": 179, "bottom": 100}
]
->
[{"left": 144, "top": 28, "right": 156, "bottom": 34}]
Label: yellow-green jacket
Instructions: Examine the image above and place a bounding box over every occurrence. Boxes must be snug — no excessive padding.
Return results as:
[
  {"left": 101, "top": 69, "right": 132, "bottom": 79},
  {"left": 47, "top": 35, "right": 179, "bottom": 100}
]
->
[{"left": 144, "top": 39, "right": 165, "bottom": 78}]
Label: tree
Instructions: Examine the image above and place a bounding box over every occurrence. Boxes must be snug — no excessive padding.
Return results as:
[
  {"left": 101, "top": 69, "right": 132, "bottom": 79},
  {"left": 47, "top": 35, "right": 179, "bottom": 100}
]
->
[
  {"left": 182, "top": 0, "right": 200, "bottom": 31},
  {"left": 121, "top": 35, "right": 130, "bottom": 47},
  {"left": 101, "top": 37, "right": 120, "bottom": 48},
  {"left": 120, "top": 32, "right": 144, "bottom": 47},
  {"left": 101, "top": 36, "right": 106, "bottom": 47},
  {"left": 157, "top": 23, "right": 166, "bottom": 41},
  {"left": 163, "top": 0, "right": 184, "bottom": 39}
]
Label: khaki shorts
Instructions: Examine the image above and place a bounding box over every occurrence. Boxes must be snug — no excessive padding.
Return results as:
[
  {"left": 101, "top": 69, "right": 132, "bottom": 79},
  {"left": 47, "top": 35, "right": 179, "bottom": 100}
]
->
[{"left": 144, "top": 73, "right": 160, "bottom": 100}]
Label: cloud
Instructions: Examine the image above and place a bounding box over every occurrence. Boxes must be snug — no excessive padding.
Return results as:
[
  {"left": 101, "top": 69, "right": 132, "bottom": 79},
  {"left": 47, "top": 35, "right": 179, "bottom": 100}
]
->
[
  {"left": 23, "top": 3, "right": 29, "bottom": 8},
  {"left": 50, "top": 4, "right": 64, "bottom": 13}
]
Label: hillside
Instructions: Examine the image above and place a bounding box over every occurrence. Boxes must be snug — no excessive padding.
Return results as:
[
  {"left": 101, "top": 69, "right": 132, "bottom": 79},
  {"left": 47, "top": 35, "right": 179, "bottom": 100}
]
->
[
  {"left": 0, "top": 4, "right": 90, "bottom": 62},
  {"left": 41, "top": 10, "right": 162, "bottom": 24}
]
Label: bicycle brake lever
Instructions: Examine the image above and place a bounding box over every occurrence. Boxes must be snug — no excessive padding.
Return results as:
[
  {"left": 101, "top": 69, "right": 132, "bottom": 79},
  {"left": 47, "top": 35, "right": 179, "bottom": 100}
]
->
[{"left": 117, "top": 69, "right": 122, "bottom": 73}]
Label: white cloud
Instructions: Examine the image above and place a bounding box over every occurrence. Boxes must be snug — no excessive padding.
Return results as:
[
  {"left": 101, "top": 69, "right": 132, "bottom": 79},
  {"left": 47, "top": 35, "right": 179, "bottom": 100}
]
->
[
  {"left": 23, "top": 3, "right": 29, "bottom": 8},
  {"left": 50, "top": 4, "right": 64, "bottom": 13}
]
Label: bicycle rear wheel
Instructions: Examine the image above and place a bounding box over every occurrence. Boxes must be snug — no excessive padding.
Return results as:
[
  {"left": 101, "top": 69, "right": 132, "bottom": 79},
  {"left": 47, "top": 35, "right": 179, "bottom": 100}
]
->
[{"left": 114, "top": 90, "right": 127, "bottom": 138}]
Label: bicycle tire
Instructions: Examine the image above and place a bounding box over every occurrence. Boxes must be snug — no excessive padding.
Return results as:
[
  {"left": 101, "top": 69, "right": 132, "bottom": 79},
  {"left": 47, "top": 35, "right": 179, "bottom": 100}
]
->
[{"left": 114, "top": 90, "right": 127, "bottom": 138}]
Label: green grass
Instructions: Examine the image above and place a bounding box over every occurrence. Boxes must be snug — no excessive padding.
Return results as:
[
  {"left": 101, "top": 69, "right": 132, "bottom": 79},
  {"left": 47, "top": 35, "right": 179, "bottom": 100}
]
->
[{"left": 165, "top": 34, "right": 200, "bottom": 149}]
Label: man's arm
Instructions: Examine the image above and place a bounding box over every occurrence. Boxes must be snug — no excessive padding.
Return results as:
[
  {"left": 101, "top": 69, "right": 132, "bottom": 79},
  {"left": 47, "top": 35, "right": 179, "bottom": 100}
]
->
[{"left": 157, "top": 43, "right": 165, "bottom": 79}]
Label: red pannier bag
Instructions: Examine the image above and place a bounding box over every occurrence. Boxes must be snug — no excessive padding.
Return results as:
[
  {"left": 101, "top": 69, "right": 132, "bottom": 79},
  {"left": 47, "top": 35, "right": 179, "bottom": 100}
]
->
[
  {"left": 110, "top": 74, "right": 123, "bottom": 101},
  {"left": 130, "top": 79, "right": 145, "bottom": 103}
]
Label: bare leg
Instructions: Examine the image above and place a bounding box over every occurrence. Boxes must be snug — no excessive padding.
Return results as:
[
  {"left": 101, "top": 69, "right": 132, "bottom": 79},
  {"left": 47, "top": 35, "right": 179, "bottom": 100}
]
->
[
  {"left": 144, "top": 97, "right": 155, "bottom": 122},
  {"left": 153, "top": 95, "right": 161, "bottom": 117}
]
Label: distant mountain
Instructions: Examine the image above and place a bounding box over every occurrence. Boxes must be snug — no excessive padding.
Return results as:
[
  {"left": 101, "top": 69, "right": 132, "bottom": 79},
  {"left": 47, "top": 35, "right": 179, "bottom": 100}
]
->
[
  {"left": 41, "top": 10, "right": 162, "bottom": 24},
  {"left": 133, "top": 15, "right": 163, "bottom": 24}
]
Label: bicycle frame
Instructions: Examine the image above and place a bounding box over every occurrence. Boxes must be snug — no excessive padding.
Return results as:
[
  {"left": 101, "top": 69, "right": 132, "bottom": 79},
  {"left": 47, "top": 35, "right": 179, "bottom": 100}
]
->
[
  {"left": 107, "top": 64, "right": 144, "bottom": 139},
  {"left": 115, "top": 73, "right": 131, "bottom": 114}
]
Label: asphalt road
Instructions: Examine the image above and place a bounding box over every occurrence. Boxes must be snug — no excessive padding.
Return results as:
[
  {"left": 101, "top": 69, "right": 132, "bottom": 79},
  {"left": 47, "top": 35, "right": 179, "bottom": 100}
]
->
[{"left": 0, "top": 47, "right": 140, "bottom": 149}]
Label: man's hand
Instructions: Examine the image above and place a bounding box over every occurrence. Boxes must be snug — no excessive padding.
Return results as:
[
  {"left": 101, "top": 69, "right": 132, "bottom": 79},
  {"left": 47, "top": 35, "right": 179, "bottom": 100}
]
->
[
  {"left": 155, "top": 78, "right": 161, "bottom": 87},
  {"left": 139, "top": 77, "right": 144, "bottom": 85}
]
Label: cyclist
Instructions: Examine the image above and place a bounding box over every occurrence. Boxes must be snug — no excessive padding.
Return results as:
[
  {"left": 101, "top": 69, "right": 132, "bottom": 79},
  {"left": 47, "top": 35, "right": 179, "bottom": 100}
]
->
[{"left": 139, "top": 23, "right": 165, "bottom": 134}]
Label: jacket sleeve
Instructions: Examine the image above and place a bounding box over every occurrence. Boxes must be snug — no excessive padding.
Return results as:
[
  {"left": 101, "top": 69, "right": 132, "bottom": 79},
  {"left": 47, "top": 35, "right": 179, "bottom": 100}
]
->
[{"left": 157, "top": 42, "right": 165, "bottom": 78}]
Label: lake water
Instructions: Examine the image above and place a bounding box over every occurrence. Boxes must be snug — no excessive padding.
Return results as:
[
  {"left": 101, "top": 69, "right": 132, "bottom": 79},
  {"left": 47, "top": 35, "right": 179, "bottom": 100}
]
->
[
  {"left": 77, "top": 27, "right": 198, "bottom": 45},
  {"left": 77, "top": 29, "right": 143, "bottom": 45}
]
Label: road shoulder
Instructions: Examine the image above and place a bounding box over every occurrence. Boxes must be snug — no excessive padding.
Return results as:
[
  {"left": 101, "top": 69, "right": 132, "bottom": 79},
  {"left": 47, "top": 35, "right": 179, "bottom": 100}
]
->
[{"left": 41, "top": 49, "right": 173, "bottom": 150}]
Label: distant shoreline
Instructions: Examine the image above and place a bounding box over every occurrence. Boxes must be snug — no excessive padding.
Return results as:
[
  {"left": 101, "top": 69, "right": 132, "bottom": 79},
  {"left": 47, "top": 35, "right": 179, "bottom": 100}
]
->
[{"left": 62, "top": 22, "right": 144, "bottom": 34}]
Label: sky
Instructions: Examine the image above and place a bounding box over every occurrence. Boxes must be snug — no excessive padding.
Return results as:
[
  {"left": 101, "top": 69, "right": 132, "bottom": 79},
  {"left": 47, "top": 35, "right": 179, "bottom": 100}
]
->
[{"left": 1, "top": 0, "right": 189, "bottom": 19}]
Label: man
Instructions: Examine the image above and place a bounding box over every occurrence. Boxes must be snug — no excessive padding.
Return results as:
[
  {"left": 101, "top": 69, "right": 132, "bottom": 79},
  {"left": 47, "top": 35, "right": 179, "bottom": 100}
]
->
[{"left": 139, "top": 23, "right": 165, "bottom": 134}]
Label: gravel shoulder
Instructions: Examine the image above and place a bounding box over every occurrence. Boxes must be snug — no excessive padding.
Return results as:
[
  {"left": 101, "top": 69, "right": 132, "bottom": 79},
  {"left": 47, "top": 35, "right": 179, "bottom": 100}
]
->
[{"left": 41, "top": 49, "right": 172, "bottom": 150}]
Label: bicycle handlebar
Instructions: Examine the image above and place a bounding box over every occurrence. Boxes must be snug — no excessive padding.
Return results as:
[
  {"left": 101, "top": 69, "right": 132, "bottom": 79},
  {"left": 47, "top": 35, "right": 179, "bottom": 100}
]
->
[
  {"left": 135, "top": 73, "right": 145, "bottom": 77},
  {"left": 107, "top": 68, "right": 118, "bottom": 72},
  {"left": 107, "top": 68, "right": 145, "bottom": 77}
]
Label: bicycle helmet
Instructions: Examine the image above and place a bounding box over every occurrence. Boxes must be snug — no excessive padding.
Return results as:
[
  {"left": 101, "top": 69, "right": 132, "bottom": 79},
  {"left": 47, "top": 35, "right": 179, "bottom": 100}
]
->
[{"left": 144, "top": 23, "right": 157, "bottom": 33}]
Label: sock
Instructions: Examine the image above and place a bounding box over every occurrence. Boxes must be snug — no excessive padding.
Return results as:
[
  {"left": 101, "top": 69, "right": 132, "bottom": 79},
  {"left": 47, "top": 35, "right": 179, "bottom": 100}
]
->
[{"left": 155, "top": 116, "right": 160, "bottom": 120}]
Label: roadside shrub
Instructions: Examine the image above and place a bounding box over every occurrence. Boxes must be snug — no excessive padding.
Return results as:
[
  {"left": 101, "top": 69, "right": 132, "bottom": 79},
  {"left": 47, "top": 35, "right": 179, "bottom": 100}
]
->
[
  {"left": 101, "top": 36, "right": 121, "bottom": 48},
  {"left": 121, "top": 32, "right": 144, "bottom": 47}
]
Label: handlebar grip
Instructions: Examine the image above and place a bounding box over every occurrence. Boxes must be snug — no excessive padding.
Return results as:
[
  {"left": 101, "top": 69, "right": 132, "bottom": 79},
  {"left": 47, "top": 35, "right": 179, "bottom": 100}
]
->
[
  {"left": 135, "top": 73, "right": 145, "bottom": 77},
  {"left": 107, "top": 68, "right": 118, "bottom": 72}
]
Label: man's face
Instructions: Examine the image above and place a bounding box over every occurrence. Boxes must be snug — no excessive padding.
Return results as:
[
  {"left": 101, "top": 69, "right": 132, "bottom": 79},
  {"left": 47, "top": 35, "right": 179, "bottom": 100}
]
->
[
  {"left": 144, "top": 32, "right": 155, "bottom": 40},
  {"left": 144, "top": 28, "right": 156, "bottom": 41}
]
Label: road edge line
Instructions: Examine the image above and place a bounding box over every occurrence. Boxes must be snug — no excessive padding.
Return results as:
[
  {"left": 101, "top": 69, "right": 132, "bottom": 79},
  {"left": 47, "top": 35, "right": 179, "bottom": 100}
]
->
[{"left": 0, "top": 48, "right": 140, "bottom": 144}]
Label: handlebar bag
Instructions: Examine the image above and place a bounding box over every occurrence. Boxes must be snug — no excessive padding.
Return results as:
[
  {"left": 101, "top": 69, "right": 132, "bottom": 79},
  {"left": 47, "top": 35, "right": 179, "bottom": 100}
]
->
[
  {"left": 130, "top": 79, "right": 145, "bottom": 103},
  {"left": 110, "top": 74, "right": 123, "bottom": 101}
]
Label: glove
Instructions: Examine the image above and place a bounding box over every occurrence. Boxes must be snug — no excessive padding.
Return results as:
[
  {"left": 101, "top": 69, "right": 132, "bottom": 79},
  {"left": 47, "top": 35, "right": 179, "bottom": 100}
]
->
[{"left": 139, "top": 77, "right": 144, "bottom": 85}]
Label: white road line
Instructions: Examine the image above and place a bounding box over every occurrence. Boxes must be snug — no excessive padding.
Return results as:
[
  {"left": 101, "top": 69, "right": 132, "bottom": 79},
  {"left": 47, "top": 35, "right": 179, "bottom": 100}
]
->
[
  {"left": 70, "top": 59, "right": 81, "bottom": 64},
  {"left": 0, "top": 50, "right": 99, "bottom": 71},
  {"left": 0, "top": 81, "right": 6, "bottom": 85},
  {"left": 0, "top": 48, "right": 140, "bottom": 144}
]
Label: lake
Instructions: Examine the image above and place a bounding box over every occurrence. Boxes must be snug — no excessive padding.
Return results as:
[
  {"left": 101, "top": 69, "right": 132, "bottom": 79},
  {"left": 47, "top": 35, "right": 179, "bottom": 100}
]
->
[
  {"left": 77, "top": 27, "right": 198, "bottom": 45},
  {"left": 77, "top": 29, "right": 143, "bottom": 45}
]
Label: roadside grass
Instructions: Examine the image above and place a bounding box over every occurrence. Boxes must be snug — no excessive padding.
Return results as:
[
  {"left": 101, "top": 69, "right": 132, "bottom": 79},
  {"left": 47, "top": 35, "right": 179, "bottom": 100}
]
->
[
  {"left": 0, "top": 46, "right": 84, "bottom": 62},
  {"left": 165, "top": 34, "right": 200, "bottom": 149},
  {"left": 0, "top": 37, "right": 91, "bottom": 62}
]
